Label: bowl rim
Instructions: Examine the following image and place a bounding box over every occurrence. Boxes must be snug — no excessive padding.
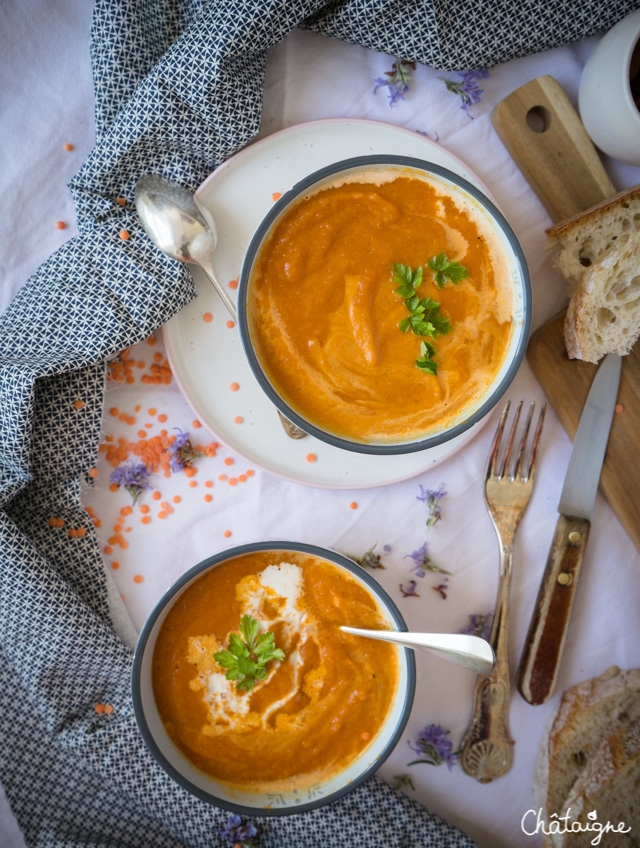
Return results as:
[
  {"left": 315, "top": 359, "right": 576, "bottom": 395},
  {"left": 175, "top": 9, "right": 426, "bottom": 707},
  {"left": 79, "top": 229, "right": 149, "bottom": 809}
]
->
[
  {"left": 131, "top": 540, "right": 417, "bottom": 816},
  {"left": 238, "top": 153, "right": 532, "bottom": 455}
]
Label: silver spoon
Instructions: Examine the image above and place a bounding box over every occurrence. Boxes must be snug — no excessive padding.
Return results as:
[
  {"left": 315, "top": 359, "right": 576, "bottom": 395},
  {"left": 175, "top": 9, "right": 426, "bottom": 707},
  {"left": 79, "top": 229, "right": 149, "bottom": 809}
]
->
[
  {"left": 341, "top": 626, "right": 495, "bottom": 675},
  {"left": 134, "top": 174, "right": 238, "bottom": 319},
  {"left": 134, "top": 174, "right": 307, "bottom": 440}
]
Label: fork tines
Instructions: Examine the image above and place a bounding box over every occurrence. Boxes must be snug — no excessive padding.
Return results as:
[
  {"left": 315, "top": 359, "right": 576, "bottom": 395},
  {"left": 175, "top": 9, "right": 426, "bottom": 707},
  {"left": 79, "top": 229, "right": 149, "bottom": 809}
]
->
[{"left": 488, "top": 400, "right": 546, "bottom": 483}]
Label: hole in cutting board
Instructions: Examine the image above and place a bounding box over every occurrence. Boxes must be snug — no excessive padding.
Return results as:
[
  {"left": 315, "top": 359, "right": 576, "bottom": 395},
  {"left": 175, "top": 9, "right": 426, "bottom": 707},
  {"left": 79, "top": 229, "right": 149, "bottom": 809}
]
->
[{"left": 526, "top": 105, "right": 551, "bottom": 133}]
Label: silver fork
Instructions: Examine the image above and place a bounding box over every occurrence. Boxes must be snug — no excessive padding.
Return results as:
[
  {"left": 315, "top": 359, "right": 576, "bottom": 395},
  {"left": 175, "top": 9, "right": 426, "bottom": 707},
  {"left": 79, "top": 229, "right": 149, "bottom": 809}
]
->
[{"left": 459, "top": 400, "right": 546, "bottom": 783}]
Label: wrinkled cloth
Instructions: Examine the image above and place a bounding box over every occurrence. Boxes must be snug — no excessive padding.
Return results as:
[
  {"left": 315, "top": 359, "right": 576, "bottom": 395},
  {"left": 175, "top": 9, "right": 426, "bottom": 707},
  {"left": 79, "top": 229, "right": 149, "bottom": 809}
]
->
[{"left": 1, "top": 1, "right": 639, "bottom": 846}]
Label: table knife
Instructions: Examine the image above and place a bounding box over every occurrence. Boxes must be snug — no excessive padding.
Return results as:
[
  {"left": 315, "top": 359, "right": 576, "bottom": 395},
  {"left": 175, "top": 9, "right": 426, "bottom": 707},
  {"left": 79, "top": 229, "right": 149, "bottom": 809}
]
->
[{"left": 517, "top": 353, "right": 622, "bottom": 706}]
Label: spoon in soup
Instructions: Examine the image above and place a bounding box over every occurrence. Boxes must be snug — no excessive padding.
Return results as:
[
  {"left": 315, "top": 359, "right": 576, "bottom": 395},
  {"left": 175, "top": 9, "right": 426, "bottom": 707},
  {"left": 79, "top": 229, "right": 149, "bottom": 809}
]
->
[
  {"left": 134, "top": 175, "right": 307, "bottom": 440},
  {"left": 341, "top": 627, "right": 495, "bottom": 675}
]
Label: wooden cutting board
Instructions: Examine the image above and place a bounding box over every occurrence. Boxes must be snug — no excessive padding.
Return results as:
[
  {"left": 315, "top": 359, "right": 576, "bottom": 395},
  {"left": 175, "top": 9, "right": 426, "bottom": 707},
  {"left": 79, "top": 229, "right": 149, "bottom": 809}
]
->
[{"left": 492, "top": 76, "right": 640, "bottom": 553}]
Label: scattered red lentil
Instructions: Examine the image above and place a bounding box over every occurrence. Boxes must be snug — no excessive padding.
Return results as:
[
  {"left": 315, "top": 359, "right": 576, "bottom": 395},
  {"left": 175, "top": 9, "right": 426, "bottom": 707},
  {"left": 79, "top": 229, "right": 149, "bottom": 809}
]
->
[
  {"left": 148, "top": 407, "right": 157, "bottom": 416},
  {"left": 116, "top": 197, "right": 127, "bottom": 206},
  {"left": 238, "top": 474, "right": 247, "bottom": 483},
  {"left": 246, "top": 469, "right": 255, "bottom": 477},
  {"left": 203, "top": 312, "right": 213, "bottom": 323},
  {"left": 306, "top": 453, "right": 317, "bottom": 463},
  {"left": 224, "top": 457, "right": 234, "bottom": 466},
  {"left": 615, "top": 403, "right": 624, "bottom": 413},
  {"left": 87, "top": 467, "right": 99, "bottom": 478},
  {"left": 73, "top": 399, "right": 85, "bottom": 410},
  {"left": 64, "top": 143, "right": 74, "bottom": 151},
  {"left": 204, "top": 494, "right": 213, "bottom": 503},
  {"left": 226, "top": 320, "right": 235, "bottom": 328},
  {"left": 104, "top": 545, "right": 113, "bottom": 555},
  {"left": 158, "top": 511, "right": 167, "bottom": 519},
  {"left": 223, "top": 530, "right": 232, "bottom": 538},
  {"left": 204, "top": 480, "right": 213, "bottom": 488},
  {"left": 188, "top": 480, "right": 197, "bottom": 488},
  {"left": 56, "top": 221, "right": 67, "bottom": 230},
  {"left": 94, "top": 703, "right": 105, "bottom": 714},
  {"left": 360, "top": 731, "right": 371, "bottom": 741},
  {"left": 103, "top": 704, "right": 114, "bottom": 715},
  {"left": 228, "top": 276, "right": 239, "bottom": 289},
  {"left": 229, "top": 478, "right": 238, "bottom": 486},
  {"left": 230, "top": 382, "right": 240, "bottom": 392},
  {"left": 119, "top": 229, "right": 130, "bottom": 241},
  {"left": 157, "top": 414, "right": 167, "bottom": 423},
  {"left": 234, "top": 416, "right": 243, "bottom": 424},
  {"left": 218, "top": 474, "right": 227, "bottom": 481},
  {"left": 172, "top": 495, "right": 181, "bottom": 504},
  {"left": 192, "top": 419, "right": 202, "bottom": 429},
  {"left": 152, "top": 491, "right": 162, "bottom": 500},
  {"left": 133, "top": 575, "right": 144, "bottom": 584},
  {"left": 147, "top": 336, "right": 157, "bottom": 346},
  {"left": 141, "top": 516, "right": 151, "bottom": 525},
  {"left": 349, "top": 502, "right": 358, "bottom": 509},
  {"left": 111, "top": 561, "right": 120, "bottom": 570}
]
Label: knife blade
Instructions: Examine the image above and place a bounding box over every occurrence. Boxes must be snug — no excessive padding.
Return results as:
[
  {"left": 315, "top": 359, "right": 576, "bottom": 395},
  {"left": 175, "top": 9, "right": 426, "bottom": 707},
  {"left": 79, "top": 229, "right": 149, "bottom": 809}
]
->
[{"left": 517, "top": 353, "right": 622, "bottom": 705}]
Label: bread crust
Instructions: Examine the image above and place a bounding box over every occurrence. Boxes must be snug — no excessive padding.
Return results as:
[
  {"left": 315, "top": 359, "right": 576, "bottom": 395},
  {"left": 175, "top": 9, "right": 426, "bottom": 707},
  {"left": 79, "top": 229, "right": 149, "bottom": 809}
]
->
[{"left": 534, "top": 667, "right": 640, "bottom": 826}]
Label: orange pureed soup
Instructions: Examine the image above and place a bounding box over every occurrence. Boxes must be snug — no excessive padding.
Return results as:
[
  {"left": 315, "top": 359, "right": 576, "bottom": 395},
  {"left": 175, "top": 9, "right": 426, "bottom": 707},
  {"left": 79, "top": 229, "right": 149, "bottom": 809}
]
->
[
  {"left": 248, "top": 169, "right": 515, "bottom": 443},
  {"left": 151, "top": 551, "right": 400, "bottom": 791}
]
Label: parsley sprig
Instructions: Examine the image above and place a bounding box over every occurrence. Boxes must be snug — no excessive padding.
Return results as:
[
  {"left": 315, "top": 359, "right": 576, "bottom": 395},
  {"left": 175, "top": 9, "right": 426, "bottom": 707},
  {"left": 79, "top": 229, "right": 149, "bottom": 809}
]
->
[
  {"left": 393, "top": 262, "right": 457, "bottom": 373},
  {"left": 427, "top": 252, "right": 470, "bottom": 289},
  {"left": 213, "top": 615, "right": 285, "bottom": 692}
]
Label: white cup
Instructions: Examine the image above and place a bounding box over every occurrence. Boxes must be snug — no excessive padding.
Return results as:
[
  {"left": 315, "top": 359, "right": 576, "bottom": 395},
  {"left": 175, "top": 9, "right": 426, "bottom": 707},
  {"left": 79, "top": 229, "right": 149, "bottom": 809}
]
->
[{"left": 579, "top": 9, "right": 640, "bottom": 167}]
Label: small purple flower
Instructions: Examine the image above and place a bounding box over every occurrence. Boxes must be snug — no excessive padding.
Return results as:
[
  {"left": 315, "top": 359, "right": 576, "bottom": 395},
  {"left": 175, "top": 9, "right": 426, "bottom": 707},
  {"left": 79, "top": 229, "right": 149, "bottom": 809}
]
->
[
  {"left": 408, "top": 724, "right": 458, "bottom": 769},
  {"left": 220, "top": 814, "right": 258, "bottom": 847},
  {"left": 461, "top": 612, "right": 494, "bottom": 641},
  {"left": 400, "top": 579, "right": 420, "bottom": 597},
  {"left": 109, "top": 462, "right": 152, "bottom": 505},
  {"left": 374, "top": 58, "right": 415, "bottom": 106},
  {"left": 432, "top": 577, "right": 449, "bottom": 599},
  {"left": 167, "top": 429, "right": 202, "bottom": 471},
  {"left": 404, "top": 541, "right": 450, "bottom": 577},
  {"left": 417, "top": 483, "right": 447, "bottom": 527},
  {"left": 440, "top": 69, "right": 490, "bottom": 118}
]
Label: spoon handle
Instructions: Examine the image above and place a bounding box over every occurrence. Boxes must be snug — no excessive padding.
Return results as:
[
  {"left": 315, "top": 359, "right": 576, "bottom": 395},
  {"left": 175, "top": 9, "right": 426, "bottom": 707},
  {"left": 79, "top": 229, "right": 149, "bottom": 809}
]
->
[
  {"left": 340, "top": 627, "right": 495, "bottom": 675},
  {"left": 196, "top": 255, "right": 238, "bottom": 321}
]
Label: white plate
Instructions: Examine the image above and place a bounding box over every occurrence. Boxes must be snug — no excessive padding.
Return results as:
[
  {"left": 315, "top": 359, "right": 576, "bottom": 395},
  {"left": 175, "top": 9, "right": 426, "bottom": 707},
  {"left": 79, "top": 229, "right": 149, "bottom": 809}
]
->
[{"left": 163, "top": 118, "right": 493, "bottom": 489}]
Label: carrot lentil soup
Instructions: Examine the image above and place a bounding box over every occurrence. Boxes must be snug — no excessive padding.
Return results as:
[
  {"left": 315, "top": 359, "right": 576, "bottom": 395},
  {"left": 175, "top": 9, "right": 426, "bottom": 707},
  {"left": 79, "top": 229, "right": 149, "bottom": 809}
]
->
[
  {"left": 152, "top": 551, "right": 399, "bottom": 791},
  {"left": 248, "top": 169, "right": 515, "bottom": 443}
]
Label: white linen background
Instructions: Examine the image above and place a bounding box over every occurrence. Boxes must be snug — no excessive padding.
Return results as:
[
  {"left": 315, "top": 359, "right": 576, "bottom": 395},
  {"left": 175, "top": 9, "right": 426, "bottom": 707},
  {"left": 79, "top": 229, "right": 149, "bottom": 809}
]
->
[{"left": 1, "top": 2, "right": 640, "bottom": 847}]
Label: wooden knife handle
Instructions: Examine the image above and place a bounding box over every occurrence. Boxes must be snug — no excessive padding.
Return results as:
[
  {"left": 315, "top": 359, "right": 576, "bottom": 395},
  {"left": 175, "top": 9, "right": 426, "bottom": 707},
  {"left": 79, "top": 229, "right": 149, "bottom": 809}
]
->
[
  {"left": 491, "top": 76, "right": 615, "bottom": 223},
  {"left": 517, "top": 514, "right": 590, "bottom": 705}
]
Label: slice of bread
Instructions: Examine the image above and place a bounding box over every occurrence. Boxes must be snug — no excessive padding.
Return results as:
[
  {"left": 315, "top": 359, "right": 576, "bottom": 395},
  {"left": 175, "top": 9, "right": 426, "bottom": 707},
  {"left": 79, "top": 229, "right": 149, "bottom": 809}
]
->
[
  {"left": 563, "top": 230, "right": 640, "bottom": 362},
  {"left": 551, "top": 714, "right": 640, "bottom": 847},
  {"left": 546, "top": 184, "right": 640, "bottom": 290},
  {"left": 534, "top": 666, "right": 640, "bottom": 832}
]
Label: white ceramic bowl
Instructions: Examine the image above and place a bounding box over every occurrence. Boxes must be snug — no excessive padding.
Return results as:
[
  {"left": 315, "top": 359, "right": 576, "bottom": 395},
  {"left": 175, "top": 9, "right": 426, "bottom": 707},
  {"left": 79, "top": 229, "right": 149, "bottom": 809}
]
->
[
  {"left": 132, "top": 541, "right": 415, "bottom": 816},
  {"left": 238, "top": 155, "right": 531, "bottom": 455},
  {"left": 579, "top": 9, "right": 640, "bottom": 166}
]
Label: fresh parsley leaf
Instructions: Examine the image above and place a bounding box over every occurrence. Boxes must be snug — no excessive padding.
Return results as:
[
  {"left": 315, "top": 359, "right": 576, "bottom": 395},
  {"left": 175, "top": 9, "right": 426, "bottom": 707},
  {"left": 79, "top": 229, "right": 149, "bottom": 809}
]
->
[
  {"left": 416, "top": 340, "right": 439, "bottom": 374},
  {"left": 393, "top": 262, "right": 423, "bottom": 298},
  {"left": 427, "top": 252, "right": 469, "bottom": 289},
  {"left": 392, "top": 261, "right": 455, "bottom": 374},
  {"left": 214, "top": 615, "right": 285, "bottom": 693}
]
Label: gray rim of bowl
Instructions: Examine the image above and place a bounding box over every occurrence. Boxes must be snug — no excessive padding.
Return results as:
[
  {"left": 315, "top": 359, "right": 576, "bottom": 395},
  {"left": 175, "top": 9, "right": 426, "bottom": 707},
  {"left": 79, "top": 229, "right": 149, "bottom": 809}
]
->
[
  {"left": 131, "top": 540, "right": 417, "bottom": 817},
  {"left": 238, "top": 154, "right": 532, "bottom": 455}
]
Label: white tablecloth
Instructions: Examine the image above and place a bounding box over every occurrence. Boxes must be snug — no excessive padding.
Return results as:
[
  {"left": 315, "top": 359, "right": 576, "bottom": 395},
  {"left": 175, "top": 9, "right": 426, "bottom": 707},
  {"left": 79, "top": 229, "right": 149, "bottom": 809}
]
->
[{"left": 2, "top": 3, "right": 640, "bottom": 847}]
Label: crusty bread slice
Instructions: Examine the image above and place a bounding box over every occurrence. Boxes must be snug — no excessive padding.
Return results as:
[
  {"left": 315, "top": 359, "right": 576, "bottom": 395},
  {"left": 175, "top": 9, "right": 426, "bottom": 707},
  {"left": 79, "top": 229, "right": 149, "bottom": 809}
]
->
[
  {"left": 533, "top": 666, "right": 640, "bottom": 830},
  {"left": 563, "top": 230, "right": 640, "bottom": 362},
  {"left": 546, "top": 184, "right": 640, "bottom": 290},
  {"left": 551, "top": 714, "right": 640, "bottom": 847}
]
